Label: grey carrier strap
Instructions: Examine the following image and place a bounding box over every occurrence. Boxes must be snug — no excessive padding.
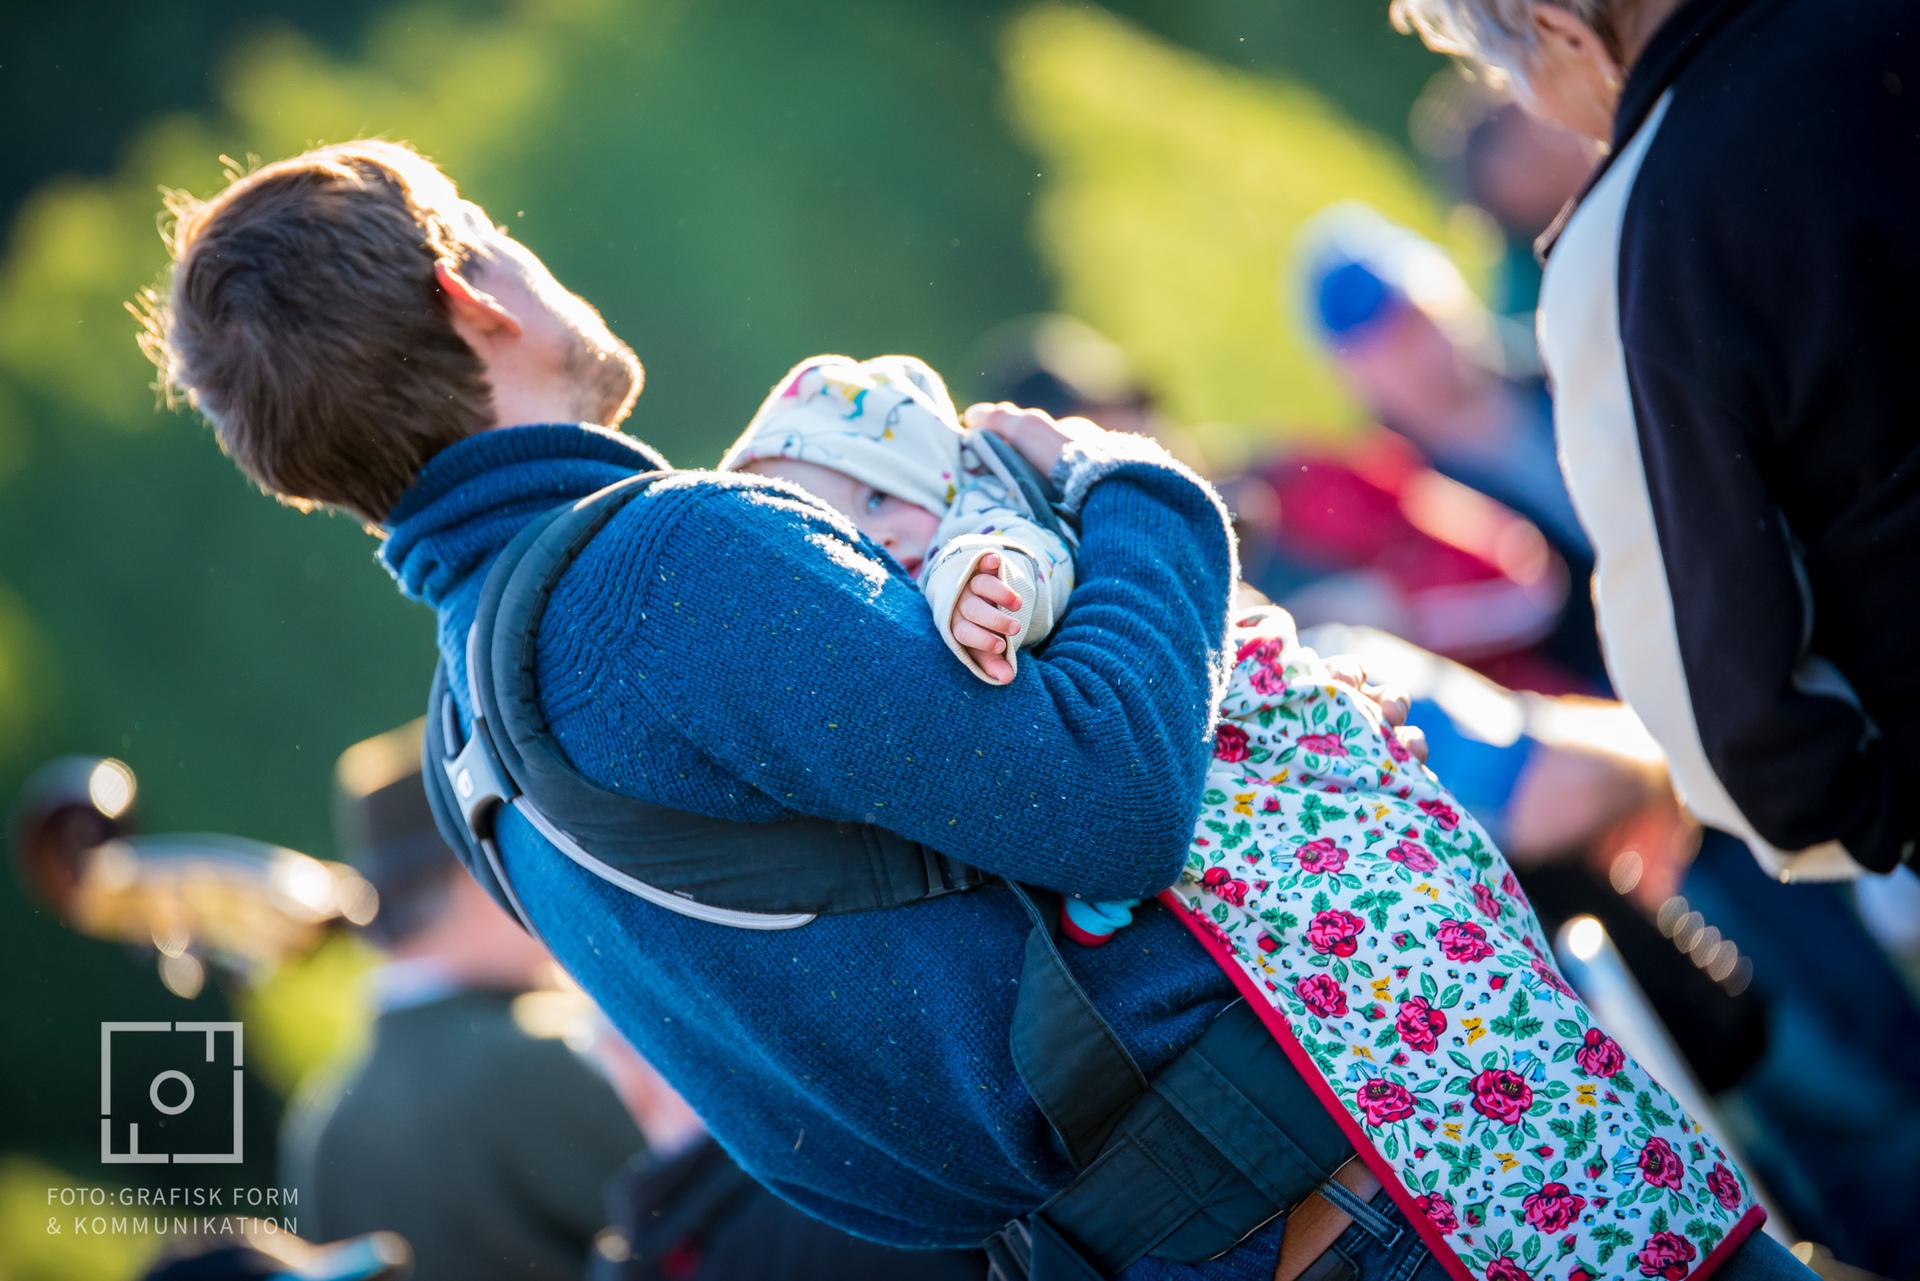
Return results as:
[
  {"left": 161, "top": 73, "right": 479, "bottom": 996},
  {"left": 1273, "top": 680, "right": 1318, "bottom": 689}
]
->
[{"left": 422, "top": 471, "right": 989, "bottom": 931}]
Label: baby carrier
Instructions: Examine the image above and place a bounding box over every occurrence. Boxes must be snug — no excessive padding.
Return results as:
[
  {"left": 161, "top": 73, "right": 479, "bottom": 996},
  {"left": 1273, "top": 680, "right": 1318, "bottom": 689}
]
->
[{"left": 420, "top": 434, "right": 1352, "bottom": 1281}]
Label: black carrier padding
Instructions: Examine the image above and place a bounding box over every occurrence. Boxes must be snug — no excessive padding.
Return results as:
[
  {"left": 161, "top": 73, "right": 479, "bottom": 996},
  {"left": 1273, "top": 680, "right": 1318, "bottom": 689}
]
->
[{"left": 1006, "top": 883, "right": 1149, "bottom": 1167}]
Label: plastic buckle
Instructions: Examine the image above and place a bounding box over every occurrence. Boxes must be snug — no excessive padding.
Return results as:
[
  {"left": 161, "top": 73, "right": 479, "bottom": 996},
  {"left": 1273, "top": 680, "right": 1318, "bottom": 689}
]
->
[
  {"left": 439, "top": 701, "right": 517, "bottom": 841},
  {"left": 984, "top": 1218, "right": 1034, "bottom": 1281},
  {"left": 922, "top": 847, "right": 985, "bottom": 898}
]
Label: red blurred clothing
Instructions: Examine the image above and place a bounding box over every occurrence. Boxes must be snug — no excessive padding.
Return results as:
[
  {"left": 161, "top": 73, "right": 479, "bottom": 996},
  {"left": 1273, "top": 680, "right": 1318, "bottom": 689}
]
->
[{"left": 1230, "top": 431, "right": 1581, "bottom": 694}]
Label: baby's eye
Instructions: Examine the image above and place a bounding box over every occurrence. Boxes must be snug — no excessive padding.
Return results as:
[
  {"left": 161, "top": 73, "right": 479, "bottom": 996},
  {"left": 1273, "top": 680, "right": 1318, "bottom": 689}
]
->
[{"left": 864, "top": 490, "right": 891, "bottom": 514}]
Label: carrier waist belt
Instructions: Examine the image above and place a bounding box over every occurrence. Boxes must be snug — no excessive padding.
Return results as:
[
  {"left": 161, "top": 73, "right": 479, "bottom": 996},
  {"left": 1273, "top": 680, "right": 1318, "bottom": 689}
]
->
[{"left": 990, "top": 999, "right": 1353, "bottom": 1280}]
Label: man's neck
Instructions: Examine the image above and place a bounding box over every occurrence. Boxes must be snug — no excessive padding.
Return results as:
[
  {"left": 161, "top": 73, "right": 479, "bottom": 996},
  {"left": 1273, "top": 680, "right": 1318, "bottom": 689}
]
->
[
  {"left": 1618, "top": 0, "right": 1690, "bottom": 73},
  {"left": 487, "top": 406, "right": 581, "bottom": 431},
  {"left": 485, "top": 379, "right": 586, "bottom": 431}
]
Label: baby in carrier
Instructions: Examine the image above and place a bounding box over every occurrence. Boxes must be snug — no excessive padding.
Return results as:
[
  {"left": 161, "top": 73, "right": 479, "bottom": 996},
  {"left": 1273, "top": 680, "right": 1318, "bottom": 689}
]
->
[{"left": 721, "top": 354, "right": 1757, "bottom": 1281}]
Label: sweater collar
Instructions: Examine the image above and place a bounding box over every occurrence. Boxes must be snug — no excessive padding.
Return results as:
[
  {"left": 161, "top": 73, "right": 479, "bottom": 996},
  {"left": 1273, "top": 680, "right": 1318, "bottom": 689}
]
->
[
  {"left": 1536, "top": 0, "right": 1751, "bottom": 260},
  {"left": 380, "top": 423, "right": 670, "bottom": 609}
]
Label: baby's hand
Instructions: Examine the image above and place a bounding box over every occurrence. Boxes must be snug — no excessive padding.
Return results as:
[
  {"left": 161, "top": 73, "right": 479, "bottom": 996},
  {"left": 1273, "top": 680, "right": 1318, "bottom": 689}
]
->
[{"left": 950, "top": 552, "right": 1024, "bottom": 685}]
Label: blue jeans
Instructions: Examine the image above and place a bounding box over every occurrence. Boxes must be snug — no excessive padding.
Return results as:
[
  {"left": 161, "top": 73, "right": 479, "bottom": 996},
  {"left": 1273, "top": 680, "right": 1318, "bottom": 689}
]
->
[
  {"left": 1129, "top": 1186, "right": 1812, "bottom": 1281},
  {"left": 1712, "top": 1233, "right": 1819, "bottom": 1281},
  {"left": 1315, "top": 1197, "right": 1815, "bottom": 1281},
  {"left": 1120, "top": 1185, "right": 1430, "bottom": 1281},
  {"left": 1122, "top": 1186, "right": 1438, "bottom": 1281},
  {"left": 1315, "top": 1184, "right": 1443, "bottom": 1281}
]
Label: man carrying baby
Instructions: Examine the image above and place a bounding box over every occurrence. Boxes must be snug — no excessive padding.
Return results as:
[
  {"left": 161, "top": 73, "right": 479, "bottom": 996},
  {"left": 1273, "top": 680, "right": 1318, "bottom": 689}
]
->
[{"left": 140, "top": 141, "right": 1804, "bottom": 1281}]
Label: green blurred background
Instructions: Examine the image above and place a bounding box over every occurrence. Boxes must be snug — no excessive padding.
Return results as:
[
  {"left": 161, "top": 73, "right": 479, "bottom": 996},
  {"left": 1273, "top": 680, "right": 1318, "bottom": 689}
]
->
[{"left": 0, "top": 1, "right": 1480, "bottom": 1273}]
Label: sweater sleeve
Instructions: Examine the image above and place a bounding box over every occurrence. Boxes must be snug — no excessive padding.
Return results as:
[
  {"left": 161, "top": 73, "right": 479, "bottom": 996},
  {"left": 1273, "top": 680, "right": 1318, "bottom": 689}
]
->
[{"left": 586, "top": 441, "right": 1235, "bottom": 900}]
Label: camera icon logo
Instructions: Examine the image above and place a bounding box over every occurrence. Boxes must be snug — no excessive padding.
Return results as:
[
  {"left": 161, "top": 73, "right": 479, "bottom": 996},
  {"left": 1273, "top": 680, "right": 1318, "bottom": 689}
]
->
[{"left": 100, "top": 1021, "right": 244, "bottom": 1164}]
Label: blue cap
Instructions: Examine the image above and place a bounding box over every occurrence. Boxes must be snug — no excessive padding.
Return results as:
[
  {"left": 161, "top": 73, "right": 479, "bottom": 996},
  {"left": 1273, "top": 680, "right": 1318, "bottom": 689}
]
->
[{"left": 1311, "top": 255, "right": 1405, "bottom": 340}]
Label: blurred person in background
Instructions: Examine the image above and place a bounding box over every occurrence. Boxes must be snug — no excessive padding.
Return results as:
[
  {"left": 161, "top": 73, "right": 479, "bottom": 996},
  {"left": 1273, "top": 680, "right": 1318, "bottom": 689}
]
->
[
  {"left": 1411, "top": 78, "right": 1599, "bottom": 321},
  {"left": 1296, "top": 208, "right": 1595, "bottom": 607},
  {"left": 970, "top": 312, "right": 1163, "bottom": 439},
  {"left": 1393, "top": 0, "right": 1920, "bottom": 885},
  {"left": 586, "top": 1030, "right": 984, "bottom": 1281},
  {"left": 281, "top": 721, "right": 644, "bottom": 1281},
  {"left": 978, "top": 313, "right": 1588, "bottom": 693}
]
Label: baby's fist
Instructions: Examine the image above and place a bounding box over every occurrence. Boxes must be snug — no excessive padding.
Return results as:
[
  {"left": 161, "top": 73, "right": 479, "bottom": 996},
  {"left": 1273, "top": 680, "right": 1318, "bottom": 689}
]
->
[{"left": 950, "top": 552, "right": 1023, "bottom": 684}]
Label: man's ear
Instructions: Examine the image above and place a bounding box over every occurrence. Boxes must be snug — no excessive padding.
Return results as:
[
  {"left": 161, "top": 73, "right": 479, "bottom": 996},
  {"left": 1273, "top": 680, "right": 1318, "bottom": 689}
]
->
[
  {"left": 434, "top": 261, "right": 523, "bottom": 341},
  {"left": 1531, "top": 2, "right": 1615, "bottom": 73}
]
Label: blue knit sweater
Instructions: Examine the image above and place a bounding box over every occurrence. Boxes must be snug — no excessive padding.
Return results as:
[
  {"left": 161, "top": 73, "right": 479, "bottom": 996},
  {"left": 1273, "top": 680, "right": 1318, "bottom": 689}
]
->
[{"left": 381, "top": 423, "right": 1291, "bottom": 1278}]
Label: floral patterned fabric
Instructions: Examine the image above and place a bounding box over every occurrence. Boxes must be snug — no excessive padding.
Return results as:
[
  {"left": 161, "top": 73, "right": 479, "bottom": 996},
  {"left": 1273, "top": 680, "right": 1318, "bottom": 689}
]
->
[{"left": 1164, "top": 607, "right": 1760, "bottom": 1281}]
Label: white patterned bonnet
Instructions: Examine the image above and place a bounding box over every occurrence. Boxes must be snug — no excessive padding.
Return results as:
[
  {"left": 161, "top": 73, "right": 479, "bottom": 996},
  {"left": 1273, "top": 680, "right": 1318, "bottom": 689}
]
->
[{"left": 717, "top": 353, "right": 964, "bottom": 515}]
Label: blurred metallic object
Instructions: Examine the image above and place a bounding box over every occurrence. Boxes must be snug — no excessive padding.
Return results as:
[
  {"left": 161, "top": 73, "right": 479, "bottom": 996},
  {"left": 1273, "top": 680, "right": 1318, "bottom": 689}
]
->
[
  {"left": 1555, "top": 916, "right": 1793, "bottom": 1242},
  {"left": 139, "top": 1225, "right": 412, "bottom": 1281},
  {"left": 12, "top": 755, "right": 378, "bottom": 993}
]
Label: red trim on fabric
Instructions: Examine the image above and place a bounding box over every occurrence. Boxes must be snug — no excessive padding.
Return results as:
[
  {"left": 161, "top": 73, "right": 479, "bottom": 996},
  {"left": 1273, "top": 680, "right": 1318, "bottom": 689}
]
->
[
  {"left": 1164, "top": 889, "right": 1501, "bottom": 1281},
  {"left": 1690, "top": 1206, "right": 1769, "bottom": 1281},
  {"left": 1059, "top": 905, "right": 1116, "bottom": 948}
]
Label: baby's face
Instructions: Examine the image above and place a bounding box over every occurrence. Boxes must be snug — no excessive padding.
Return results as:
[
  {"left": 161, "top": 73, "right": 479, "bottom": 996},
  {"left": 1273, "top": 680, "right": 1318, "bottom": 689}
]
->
[{"left": 740, "top": 457, "right": 942, "bottom": 575}]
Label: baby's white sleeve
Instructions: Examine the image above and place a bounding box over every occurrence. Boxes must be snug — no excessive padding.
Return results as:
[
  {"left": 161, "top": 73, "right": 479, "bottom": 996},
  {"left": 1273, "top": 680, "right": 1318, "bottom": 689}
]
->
[{"left": 922, "top": 509, "right": 1076, "bottom": 684}]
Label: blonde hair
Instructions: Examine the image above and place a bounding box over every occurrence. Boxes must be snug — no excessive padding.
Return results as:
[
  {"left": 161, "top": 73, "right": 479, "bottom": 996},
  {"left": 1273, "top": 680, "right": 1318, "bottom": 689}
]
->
[{"left": 1390, "top": 0, "right": 1617, "bottom": 81}]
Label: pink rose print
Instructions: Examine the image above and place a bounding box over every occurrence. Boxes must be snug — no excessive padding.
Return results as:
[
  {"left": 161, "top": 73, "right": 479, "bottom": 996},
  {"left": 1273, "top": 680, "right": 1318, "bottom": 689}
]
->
[
  {"left": 1708, "top": 1162, "right": 1742, "bottom": 1211},
  {"left": 1638, "top": 1137, "right": 1683, "bottom": 1190},
  {"left": 1299, "top": 732, "right": 1349, "bottom": 757},
  {"left": 1570, "top": 1268, "right": 1594, "bottom": 1281},
  {"left": 1470, "top": 1068, "right": 1534, "bottom": 1126},
  {"left": 1201, "top": 866, "right": 1249, "bottom": 907},
  {"left": 1356, "top": 1079, "right": 1416, "bottom": 1127},
  {"left": 1234, "top": 638, "right": 1286, "bottom": 701},
  {"left": 1531, "top": 956, "right": 1577, "bottom": 998},
  {"left": 1437, "top": 919, "right": 1495, "bottom": 963},
  {"left": 1307, "top": 909, "right": 1365, "bottom": 957},
  {"left": 1214, "top": 723, "right": 1250, "bottom": 762},
  {"left": 1235, "top": 635, "right": 1284, "bottom": 663},
  {"left": 1489, "top": 974, "right": 1508, "bottom": 990},
  {"left": 1486, "top": 1258, "right": 1534, "bottom": 1281},
  {"left": 1575, "top": 1028, "right": 1625, "bottom": 1078},
  {"left": 1501, "top": 870, "right": 1525, "bottom": 901},
  {"left": 1520, "top": 1182, "right": 1587, "bottom": 1234},
  {"left": 1383, "top": 726, "right": 1413, "bottom": 763},
  {"left": 1297, "top": 838, "right": 1349, "bottom": 876},
  {"left": 1472, "top": 882, "right": 1503, "bottom": 920},
  {"left": 1636, "top": 1233, "right": 1698, "bottom": 1281},
  {"left": 1418, "top": 799, "right": 1460, "bottom": 831},
  {"left": 1388, "top": 839, "right": 1438, "bottom": 873},
  {"left": 1256, "top": 934, "right": 1281, "bottom": 954},
  {"left": 1295, "top": 973, "right": 1348, "bottom": 1019},
  {"left": 1415, "top": 1193, "right": 1458, "bottom": 1233},
  {"left": 1395, "top": 997, "right": 1448, "bottom": 1053}
]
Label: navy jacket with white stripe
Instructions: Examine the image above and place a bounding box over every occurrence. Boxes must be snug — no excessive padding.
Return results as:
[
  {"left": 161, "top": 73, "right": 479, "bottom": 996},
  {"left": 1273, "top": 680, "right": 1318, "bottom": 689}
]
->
[{"left": 1538, "top": 0, "right": 1920, "bottom": 879}]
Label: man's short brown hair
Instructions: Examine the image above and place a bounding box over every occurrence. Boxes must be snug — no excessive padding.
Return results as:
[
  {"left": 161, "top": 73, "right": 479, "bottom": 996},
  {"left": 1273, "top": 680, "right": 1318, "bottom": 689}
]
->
[{"left": 136, "top": 140, "right": 494, "bottom": 525}]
